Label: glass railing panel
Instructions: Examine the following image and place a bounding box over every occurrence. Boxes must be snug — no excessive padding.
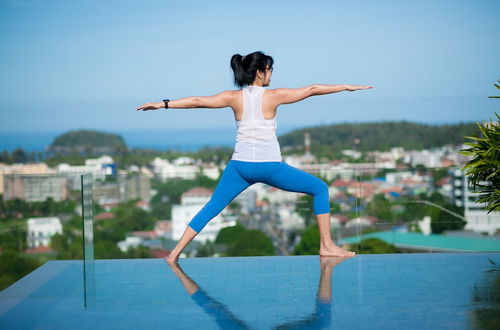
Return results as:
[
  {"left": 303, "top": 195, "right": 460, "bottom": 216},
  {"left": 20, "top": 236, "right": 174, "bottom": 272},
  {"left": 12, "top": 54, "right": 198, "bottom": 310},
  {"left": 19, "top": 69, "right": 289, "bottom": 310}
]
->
[
  {"left": 0, "top": 172, "right": 85, "bottom": 293},
  {"left": 81, "top": 173, "right": 95, "bottom": 307}
]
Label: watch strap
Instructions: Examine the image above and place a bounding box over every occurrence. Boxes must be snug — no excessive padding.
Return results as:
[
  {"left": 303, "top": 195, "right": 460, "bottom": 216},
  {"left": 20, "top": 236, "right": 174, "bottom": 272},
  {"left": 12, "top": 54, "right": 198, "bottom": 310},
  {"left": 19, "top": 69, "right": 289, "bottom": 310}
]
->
[{"left": 162, "top": 99, "right": 170, "bottom": 109}]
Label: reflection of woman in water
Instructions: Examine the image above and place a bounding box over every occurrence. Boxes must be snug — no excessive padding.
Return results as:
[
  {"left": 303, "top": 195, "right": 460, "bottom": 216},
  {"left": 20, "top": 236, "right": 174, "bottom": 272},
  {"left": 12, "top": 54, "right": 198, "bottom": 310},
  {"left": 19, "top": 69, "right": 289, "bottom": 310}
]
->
[
  {"left": 137, "top": 51, "right": 372, "bottom": 262},
  {"left": 166, "top": 256, "right": 350, "bottom": 329}
]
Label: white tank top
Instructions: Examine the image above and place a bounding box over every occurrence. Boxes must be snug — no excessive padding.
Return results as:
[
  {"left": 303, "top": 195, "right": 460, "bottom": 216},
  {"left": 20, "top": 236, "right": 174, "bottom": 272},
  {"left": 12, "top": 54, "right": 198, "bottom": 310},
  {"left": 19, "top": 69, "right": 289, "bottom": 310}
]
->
[{"left": 231, "top": 85, "right": 283, "bottom": 162}]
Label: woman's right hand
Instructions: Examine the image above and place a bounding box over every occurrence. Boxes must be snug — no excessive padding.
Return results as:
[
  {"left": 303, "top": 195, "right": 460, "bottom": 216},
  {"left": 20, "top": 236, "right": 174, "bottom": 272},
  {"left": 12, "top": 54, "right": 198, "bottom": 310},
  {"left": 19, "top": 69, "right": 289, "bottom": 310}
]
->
[
  {"left": 345, "top": 85, "right": 373, "bottom": 91},
  {"left": 136, "top": 102, "right": 163, "bottom": 111}
]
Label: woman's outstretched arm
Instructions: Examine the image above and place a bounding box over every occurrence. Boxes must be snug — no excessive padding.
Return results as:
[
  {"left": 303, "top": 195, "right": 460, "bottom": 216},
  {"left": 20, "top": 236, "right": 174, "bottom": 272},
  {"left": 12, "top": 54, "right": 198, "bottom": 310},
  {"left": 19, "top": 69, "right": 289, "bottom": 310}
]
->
[
  {"left": 136, "top": 90, "right": 237, "bottom": 111},
  {"left": 269, "top": 84, "right": 373, "bottom": 106}
]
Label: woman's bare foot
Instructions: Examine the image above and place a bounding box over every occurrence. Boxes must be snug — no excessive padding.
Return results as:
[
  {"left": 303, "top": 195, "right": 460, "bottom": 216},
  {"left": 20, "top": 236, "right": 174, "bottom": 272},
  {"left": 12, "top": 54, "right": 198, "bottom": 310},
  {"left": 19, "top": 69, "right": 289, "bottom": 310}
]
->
[
  {"left": 319, "top": 243, "right": 356, "bottom": 258},
  {"left": 163, "top": 253, "right": 179, "bottom": 264}
]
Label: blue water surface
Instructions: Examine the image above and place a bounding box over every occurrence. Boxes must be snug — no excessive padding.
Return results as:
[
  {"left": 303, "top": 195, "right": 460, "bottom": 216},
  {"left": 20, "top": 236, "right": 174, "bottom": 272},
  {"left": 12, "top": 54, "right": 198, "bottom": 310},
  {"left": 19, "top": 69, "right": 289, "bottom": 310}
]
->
[{"left": 1, "top": 253, "right": 499, "bottom": 329}]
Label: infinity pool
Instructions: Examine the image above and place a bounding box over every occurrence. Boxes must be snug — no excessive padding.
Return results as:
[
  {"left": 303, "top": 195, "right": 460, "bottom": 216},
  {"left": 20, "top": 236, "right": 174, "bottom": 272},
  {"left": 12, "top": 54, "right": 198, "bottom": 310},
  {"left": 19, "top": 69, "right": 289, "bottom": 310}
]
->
[{"left": 1, "top": 253, "right": 499, "bottom": 329}]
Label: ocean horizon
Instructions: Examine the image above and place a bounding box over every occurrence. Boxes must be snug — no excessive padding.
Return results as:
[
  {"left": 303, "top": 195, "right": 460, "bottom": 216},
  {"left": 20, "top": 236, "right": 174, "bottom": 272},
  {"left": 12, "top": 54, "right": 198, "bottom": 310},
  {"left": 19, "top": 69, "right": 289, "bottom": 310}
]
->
[
  {"left": 0, "top": 129, "right": 236, "bottom": 153},
  {"left": 0, "top": 126, "right": 296, "bottom": 153}
]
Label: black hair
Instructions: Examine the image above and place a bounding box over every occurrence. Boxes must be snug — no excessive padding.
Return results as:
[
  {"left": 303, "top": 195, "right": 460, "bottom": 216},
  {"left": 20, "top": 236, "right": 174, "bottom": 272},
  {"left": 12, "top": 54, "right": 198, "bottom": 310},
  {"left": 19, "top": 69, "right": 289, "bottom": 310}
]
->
[{"left": 230, "top": 51, "right": 274, "bottom": 88}]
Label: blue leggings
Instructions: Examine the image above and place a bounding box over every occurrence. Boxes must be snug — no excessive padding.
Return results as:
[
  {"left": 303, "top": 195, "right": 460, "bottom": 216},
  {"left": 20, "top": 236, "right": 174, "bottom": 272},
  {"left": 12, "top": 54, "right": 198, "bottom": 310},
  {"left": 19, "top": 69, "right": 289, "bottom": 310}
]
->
[{"left": 188, "top": 160, "right": 330, "bottom": 233}]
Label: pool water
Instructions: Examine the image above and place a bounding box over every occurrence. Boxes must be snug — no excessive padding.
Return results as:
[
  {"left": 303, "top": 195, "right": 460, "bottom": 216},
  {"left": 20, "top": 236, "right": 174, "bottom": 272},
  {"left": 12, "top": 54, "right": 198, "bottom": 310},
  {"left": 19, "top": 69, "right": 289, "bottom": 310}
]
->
[{"left": 1, "top": 253, "right": 499, "bottom": 329}]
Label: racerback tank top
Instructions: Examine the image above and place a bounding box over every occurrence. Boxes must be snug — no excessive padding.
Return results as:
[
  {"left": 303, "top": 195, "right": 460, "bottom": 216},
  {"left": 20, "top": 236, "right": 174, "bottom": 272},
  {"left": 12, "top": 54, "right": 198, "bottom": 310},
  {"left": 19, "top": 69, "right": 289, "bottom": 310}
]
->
[{"left": 231, "top": 85, "right": 283, "bottom": 162}]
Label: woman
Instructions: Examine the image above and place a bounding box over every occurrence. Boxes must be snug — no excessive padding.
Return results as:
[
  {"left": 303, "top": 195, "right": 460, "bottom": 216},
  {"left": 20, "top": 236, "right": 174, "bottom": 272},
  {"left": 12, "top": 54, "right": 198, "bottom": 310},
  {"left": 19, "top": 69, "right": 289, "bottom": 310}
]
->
[{"left": 136, "top": 51, "right": 372, "bottom": 263}]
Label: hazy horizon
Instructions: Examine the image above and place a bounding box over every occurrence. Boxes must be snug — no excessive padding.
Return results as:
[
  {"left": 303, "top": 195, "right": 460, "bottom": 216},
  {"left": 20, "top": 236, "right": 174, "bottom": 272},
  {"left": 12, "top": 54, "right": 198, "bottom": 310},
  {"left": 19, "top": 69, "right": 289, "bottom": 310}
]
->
[{"left": 0, "top": 119, "right": 482, "bottom": 153}]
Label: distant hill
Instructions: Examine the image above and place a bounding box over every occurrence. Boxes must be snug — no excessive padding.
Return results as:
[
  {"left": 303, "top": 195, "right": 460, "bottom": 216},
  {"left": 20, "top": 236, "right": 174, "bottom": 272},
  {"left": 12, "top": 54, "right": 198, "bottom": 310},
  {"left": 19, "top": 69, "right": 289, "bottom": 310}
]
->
[
  {"left": 47, "top": 129, "right": 127, "bottom": 155},
  {"left": 279, "top": 121, "right": 478, "bottom": 152}
]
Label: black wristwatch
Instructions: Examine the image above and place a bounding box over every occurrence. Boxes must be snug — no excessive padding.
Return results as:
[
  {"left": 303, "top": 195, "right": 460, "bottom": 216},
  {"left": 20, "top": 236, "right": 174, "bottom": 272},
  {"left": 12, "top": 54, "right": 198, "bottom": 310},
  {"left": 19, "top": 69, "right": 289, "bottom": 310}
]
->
[{"left": 162, "top": 99, "right": 170, "bottom": 109}]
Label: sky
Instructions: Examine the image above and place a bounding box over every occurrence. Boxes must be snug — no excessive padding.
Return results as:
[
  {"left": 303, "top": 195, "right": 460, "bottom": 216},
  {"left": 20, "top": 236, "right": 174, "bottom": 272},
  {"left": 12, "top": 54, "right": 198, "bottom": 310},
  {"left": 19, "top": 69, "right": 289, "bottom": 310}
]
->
[{"left": 0, "top": 0, "right": 499, "bottom": 138}]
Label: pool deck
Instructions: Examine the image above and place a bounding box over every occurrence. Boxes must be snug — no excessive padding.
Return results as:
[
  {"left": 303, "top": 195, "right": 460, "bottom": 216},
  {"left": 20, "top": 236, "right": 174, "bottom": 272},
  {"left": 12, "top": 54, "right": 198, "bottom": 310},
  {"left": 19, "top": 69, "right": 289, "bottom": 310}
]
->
[{"left": 1, "top": 252, "right": 499, "bottom": 329}]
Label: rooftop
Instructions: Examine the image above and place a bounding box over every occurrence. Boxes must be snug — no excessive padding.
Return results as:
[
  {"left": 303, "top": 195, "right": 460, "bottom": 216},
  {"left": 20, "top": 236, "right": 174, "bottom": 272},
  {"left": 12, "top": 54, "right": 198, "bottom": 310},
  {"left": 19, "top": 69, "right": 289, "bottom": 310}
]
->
[
  {"left": 1, "top": 252, "right": 499, "bottom": 329},
  {"left": 340, "top": 231, "right": 500, "bottom": 252}
]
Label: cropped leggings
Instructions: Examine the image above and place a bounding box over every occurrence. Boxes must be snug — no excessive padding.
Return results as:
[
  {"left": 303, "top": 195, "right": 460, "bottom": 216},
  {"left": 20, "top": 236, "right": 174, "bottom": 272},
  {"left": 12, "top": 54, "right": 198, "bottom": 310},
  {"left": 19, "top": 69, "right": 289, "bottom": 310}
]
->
[{"left": 188, "top": 160, "right": 331, "bottom": 233}]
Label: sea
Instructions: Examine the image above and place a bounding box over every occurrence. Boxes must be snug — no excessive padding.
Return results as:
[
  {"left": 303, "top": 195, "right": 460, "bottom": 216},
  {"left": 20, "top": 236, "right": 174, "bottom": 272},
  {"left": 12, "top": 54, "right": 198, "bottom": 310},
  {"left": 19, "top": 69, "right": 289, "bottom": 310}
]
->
[{"left": 0, "top": 128, "right": 291, "bottom": 153}]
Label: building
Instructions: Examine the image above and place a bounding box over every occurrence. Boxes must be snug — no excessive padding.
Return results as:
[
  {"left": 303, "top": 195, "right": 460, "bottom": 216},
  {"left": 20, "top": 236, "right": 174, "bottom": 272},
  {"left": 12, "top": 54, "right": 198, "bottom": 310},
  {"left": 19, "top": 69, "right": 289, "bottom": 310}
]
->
[
  {"left": 171, "top": 187, "right": 225, "bottom": 243},
  {"left": 151, "top": 157, "right": 201, "bottom": 181},
  {"left": 26, "top": 217, "right": 63, "bottom": 248},
  {"left": 92, "top": 173, "right": 151, "bottom": 205},
  {"left": 124, "top": 174, "right": 151, "bottom": 202},
  {"left": 277, "top": 206, "right": 305, "bottom": 230},
  {"left": 407, "top": 149, "right": 442, "bottom": 168},
  {"left": 56, "top": 155, "right": 115, "bottom": 190},
  {"left": 236, "top": 189, "right": 257, "bottom": 215},
  {"left": 452, "top": 168, "right": 500, "bottom": 235},
  {"left": 339, "top": 230, "right": 500, "bottom": 252},
  {"left": 3, "top": 174, "right": 68, "bottom": 202},
  {"left": 155, "top": 220, "right": 173, "bottom": 239},
  {"left": 117, "top": 236, "right": 143, "bottom": 252},
  {"left": 0, "top": 163, "right": 52, "bottom": 195}
]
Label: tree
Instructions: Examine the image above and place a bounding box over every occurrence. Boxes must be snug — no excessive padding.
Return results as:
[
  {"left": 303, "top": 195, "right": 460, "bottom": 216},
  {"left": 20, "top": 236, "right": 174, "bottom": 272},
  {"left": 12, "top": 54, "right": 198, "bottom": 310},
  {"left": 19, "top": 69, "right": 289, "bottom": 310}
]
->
[
  {"left": 461, "top": 111, "right": 500, "bottom": 213},
  {"left": 0, "top": 194, "right": 4, "bottom": 216},
  {"left": 94, "top": 241, "right": 126, "bottom": 259},
  {"left": 432, "top": 168, "right": 449, "bottom": 188},
  {"left": 11, "top": 148, "right": 28, "bottom": 163},
  {"left": 365, "top": 194, "right": 394, "bottom": 222},
  {"left": 195, "top": 240, "right": 216, "bottom": 257},
  {"left": 0, "top": 250, "right": 42, "bottom": 291},
  {"left": 125, "top": 246, "right": 153, "bottom": 258},
  {"left": 292, "top": 224, "right": 320, "bottom": 255},
  {"left": 0, "top": 226, "right": 27, "bottom": 253},
  {"left": 227, "top": 229, "right": 275, "bottom": 256},
  {"left": 215, "top": 221, "right": 246, "bottom": 246},
  {"left": 348, "top": 238, "right": 397, "bottom": 254},
  {"left": 215, "top": 222, "right": 275, "bottom": 257}
]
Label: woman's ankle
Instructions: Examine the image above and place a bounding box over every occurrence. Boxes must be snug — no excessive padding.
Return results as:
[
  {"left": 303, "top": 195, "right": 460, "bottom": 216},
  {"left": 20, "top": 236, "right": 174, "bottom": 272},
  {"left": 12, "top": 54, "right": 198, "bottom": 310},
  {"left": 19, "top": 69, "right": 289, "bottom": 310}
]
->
[{"left": 320, "top": 240, "right": 336, "bottom": 249}]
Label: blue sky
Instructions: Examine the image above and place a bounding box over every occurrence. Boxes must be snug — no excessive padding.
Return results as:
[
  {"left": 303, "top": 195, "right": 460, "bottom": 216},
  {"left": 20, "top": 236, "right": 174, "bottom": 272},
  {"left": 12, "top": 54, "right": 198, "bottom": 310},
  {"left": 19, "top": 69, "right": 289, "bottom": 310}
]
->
[{"left": 0, "top": 0, "right": 499, "bottom": 136}]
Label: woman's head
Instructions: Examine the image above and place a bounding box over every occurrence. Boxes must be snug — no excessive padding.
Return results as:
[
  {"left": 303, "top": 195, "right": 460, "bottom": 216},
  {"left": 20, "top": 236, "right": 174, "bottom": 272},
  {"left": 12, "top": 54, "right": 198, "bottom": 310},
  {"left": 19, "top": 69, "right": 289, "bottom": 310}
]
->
[{"left": 230, "top": 51, "right": 274, "bottom": 88}]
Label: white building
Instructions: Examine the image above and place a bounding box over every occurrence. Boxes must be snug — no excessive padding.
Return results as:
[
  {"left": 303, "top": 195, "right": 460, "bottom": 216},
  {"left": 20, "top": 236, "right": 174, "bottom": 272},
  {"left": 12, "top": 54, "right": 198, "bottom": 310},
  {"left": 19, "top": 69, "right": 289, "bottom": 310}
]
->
[
  {"left": 172, "top": 187, "right": 225, "bottom": 243},
  {"left": 263, "top": 185, "right": 299, "bottom": 206},
  {"left": 117, "top": 236, "right": 143, "bottom": 252},
  {"left": 464, "top": 210, "right": 500, "bottom": 236},
  {"left": 277, "top": 207, "right": 305, "bottom": 230},
  {"left": 368, "top": 147, "right": 406, "bottom": 163},
  {"left": 407, "top": 149, "right": 442, "bottom": 168},
  {"left": 345, "top": 216, "right": 377, "bottom": 228},
  {"left": 385, "top": 171, "right": 414, "bottom": 184},
  {"left": 452, "top": 169, "right": 500, "bottom": 235},
  {"left": 172, "top": 157, "right": 195, "bottom": 166},
  {"left": 27, "top": 217, "right": 63, "bottom": 248},
  {"left": 57, "top": 155, "right": 115, "bottom": 190},
  {"left": 199, "top": 164, "right": 221, "bottom": 181},
  {"left": 151, "top": 157, "right": 201, "bottom": 181}
]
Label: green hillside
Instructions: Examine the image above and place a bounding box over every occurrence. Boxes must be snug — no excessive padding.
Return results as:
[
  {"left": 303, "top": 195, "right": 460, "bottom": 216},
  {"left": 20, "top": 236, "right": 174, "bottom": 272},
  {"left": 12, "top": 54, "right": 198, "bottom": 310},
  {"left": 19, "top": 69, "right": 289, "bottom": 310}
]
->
[
  {"left": 50, "top": 130, "right": 127, "bottom": 149},
  {"left": 279, "top": 121, "right": 477, "bottom": 152}
]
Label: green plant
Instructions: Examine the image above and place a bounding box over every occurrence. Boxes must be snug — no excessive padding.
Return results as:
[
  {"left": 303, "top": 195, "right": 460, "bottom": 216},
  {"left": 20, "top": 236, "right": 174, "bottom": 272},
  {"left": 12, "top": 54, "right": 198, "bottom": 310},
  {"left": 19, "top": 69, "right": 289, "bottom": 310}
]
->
[
  {"left": 487, "top": 79, "right": 500, "bottom": 98},
  {"left": 460, "top": 112, "right": 500, "bottom": 213}
]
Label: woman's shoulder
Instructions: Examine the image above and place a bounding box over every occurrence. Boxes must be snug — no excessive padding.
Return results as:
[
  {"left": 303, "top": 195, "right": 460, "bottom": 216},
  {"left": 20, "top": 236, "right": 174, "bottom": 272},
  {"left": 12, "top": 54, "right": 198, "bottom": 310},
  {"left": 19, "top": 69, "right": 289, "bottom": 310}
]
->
[{"left": 223, "top": 89, "right": 243, "bottom": 95}]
